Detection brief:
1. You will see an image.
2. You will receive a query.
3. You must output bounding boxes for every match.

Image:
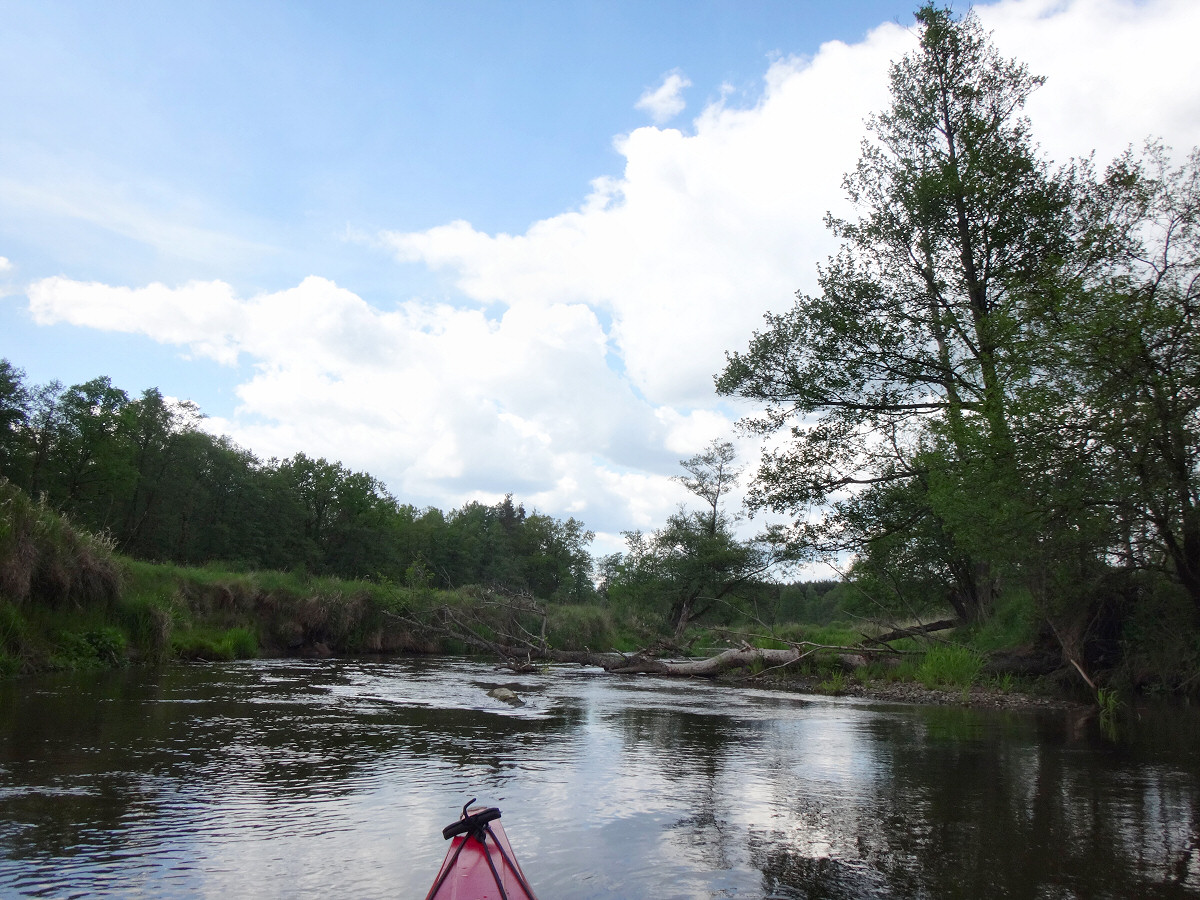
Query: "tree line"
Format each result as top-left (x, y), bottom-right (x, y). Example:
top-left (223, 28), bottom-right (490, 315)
top-left (0, 361), bottom-right (784, 636)
top-left (0, 362), bottom-right (594, 602)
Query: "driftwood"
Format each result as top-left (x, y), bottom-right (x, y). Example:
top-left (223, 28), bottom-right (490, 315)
top-left (492, 643), bottom-right (874, 677)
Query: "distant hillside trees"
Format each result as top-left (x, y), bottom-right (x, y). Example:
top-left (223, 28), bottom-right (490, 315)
top-left (0, 359), bottom-right (594, 600)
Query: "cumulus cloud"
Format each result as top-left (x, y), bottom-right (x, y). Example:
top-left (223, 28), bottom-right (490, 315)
top-left (386, 22), bottom-right (909, 409)
top-left (635, 71), bottom-right (692, 123)
top-left (385, 0), bottom-right (1200, 446)
top-left (0, 257), bottom-right (11, 272)
top-left (24, 0), bottom-right (1200, 552)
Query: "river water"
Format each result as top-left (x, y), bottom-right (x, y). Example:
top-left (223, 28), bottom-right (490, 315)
top-left (1, 657), bottom-right (1198, 899)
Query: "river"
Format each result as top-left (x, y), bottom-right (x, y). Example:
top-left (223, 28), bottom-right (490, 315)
top-left (1, 657), bottom-right (1198, 898)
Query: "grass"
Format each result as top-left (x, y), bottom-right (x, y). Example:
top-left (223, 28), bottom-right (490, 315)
top-left (917, 644), bottom-right (983, 690)
top-left (819, 668), bottom-right (846, 695)
top-left (172, 626), bottom-right (258, 661)
top-left (1096, 686), bottom-right (1122, 718)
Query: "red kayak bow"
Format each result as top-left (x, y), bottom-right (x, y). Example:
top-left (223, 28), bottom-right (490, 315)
top-left (425, 800), bottom-right (538, 900)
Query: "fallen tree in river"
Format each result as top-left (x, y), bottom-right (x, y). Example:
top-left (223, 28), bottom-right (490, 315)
top-left (384, 588), bottom-right (1070, 684)
top-left (385, 591), bottom-right (907, 678)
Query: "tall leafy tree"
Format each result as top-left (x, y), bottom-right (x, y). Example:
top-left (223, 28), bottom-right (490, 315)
top-left (117, 389), bottom-right (203, 556)
top-left (717, 5), bottom-right (1084, 622)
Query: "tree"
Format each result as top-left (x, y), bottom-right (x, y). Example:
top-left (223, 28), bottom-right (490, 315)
top-left (605, 440), bottom-right (774, 639)
top-left (50, 377), bottom-right (136, 530)
top-left (117, 389), bottom-right (204, 556)
top-left (716, 5), bottom-right (1086, 623)
top-left (1053, 146), bottom-right (1200, 609)
top-left (0, 359), bottom-right (30, 480)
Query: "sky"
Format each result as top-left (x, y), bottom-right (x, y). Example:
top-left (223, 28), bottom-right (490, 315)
top-left (2, 0), bottom-right (1199, 558)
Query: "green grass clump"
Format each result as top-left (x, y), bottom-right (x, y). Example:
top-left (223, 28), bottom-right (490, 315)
top-left (172, 626), bottom-right (258, 661)
top-left (819, 669), bottom-right (846, 695)
top-left (918, 644), bottom-right (983, 689)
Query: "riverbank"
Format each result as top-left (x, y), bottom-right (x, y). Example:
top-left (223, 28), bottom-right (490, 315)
top-left (0, 477), bottom-right (1186, 708)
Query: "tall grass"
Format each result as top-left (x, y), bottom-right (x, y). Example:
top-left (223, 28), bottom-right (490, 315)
top-left (0, 479), bottom-right (122, 611)
top-left (917, 645), bottom-right (983, 690)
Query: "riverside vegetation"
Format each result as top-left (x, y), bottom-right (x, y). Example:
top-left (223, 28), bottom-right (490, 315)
top-left (3, 6), bottom-right (1199, 703)
top-left (0, 475), bottom-right (1174, 707)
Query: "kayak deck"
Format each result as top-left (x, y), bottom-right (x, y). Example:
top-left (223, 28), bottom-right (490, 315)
top-left (425, 804), bottom-right (538, 900)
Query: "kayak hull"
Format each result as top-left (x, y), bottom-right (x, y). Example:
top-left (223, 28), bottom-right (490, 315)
top-left (425, 809), bottom-right (537, 900)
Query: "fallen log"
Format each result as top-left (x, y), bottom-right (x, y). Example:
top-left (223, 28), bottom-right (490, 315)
top-left (862, 619), bottom-right (957, 646)
top-left (458, 640), bottom-right (887, 679)
top-left (387, 600), bottom-right (888, 679)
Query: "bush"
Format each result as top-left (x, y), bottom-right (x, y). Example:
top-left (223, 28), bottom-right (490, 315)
top-left (968, 588), bottom-right (1038, 652)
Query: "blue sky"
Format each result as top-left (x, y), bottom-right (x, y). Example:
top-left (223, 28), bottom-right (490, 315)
top-left (3, 0), bottom-right (1199, 554)
top-left (2, 0), bottom-right (915, 411)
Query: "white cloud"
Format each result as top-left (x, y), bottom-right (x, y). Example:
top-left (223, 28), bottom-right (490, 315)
top-left (635, 71), bottom-right (692, 123)
top-left (22, 0), bottom-right (1200, 548)
top-left (979, 0), bottom-right (1200, 163)
top-left (0, 256), bottom-right (11, 272)
top-left (383, 0), bottom-right (1200, 463)
top-left (385, 22), bottom-right (909, 409)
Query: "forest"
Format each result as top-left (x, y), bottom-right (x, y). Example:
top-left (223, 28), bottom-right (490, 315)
top-left (2, 6), bottom-right (1198, 697)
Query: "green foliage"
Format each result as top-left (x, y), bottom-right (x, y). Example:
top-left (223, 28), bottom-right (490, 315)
top-left (0, 602), bottom-right (28, 672)
top-left (47, 627), bottom-right (127, 671)
top-left (918, 645), bottom-right (983, 690)
top-left (966, 589), bottom-right (1038, 653)
top-left (602, 440), bottom-right (775, 638)
top-left (991, 673), bottom-right (1016, 694)
top-left (545, 604), bottom-right (618, 650)
top-left (1114, 577), bottom-right (1200, 694)
top-left (172, 626), bottom-right (258, 661)
top-left (712, 5), bottom-right (1200, 693)
top-left (774, 580), bottom-right (843, 625)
